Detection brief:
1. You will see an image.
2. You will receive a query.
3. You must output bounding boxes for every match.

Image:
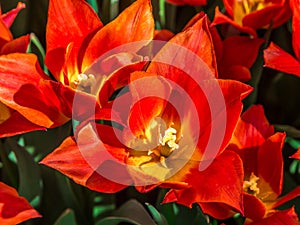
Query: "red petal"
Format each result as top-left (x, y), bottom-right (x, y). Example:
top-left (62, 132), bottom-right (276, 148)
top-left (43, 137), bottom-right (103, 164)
top-left (211, 7), bottom-right (257, 38)
top-left (165, 0), bottom-right (207, 6)
top-left (0, 109), bottom-right (45, 138)
top-left (257, 132), bottom-right (285, 197)
top-left (1, 2), bottom-right (25, 28)
top-left (243, 193), bottom-right (266, 221)
top-left (0, 34), bottom-right (30, 54)
top-left (45, 0), bottom-right (102, 80)
top-left (271, 186), bottom-right (300, 209)
top-left (40, 123), bottom-right (130, 193)
top-left (81, 0), bottom-right (154, 72)
top-left (98, 61), bottom-right (147, 106)
top-left (199, 80), bottom-right (252, 157)
top-left (230, 105), bottom-right (274, 149)
top-left (0, 182), bottom-right (41, 224)
top-left (220, 65), bottom-right (251, 82)
top-left (219, 36), bottom-right (264, 81)
top-left (198, 202), bottom-right (236, 219)
top-left (154, 30), bottom-right (174, 41)
top-left (290, 147), bottom-right (300, 160)
top-left (165, 151), bottom-right (244, 214)
top-left (126, 72), bottom-right (172, 138)
top-left (246, 207), bottom-right (299, 225)
top-left (148, 13), bottom-right (218, 77)
top-left (242, 4), bottom-right (289, 30)
top-left (264, 42), bottom-right (300, 78)
top-left (291, 0), bottom-right (300, 60)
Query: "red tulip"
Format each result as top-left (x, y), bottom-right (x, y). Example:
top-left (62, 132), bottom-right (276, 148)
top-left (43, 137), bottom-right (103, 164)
top-left (200, 105), bottom-right (300, 223)
top-left (0, 0), bottom-right (154, 137)
top-left (0, 182), bottom-right (41, 224)
top-left (212, 0), bottom-right (291, 37)
top-left (264, 0), bottom-right (300, 78)
top-left (41, 13), bottom-right (252, 216)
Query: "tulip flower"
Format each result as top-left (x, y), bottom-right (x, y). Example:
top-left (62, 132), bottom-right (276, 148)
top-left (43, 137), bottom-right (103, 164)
top-left (200, 105), bottom-right (300, 224)
top-left (0, 0), bottom-right (154, 137)
top-left (41, 13), bottom-right (252, 218)
top-left (264, 0), bottom-right (300, 78)
top-left (0, 182), bottom-right (41, 224)
top-left (212, 0), bottom-right (291, 37)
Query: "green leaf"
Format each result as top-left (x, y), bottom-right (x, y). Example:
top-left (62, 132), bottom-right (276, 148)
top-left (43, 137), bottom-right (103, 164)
top-left (96, 199), bottom-right (156, 225)
top-left (54, 209), bottom-right (77, 225)
top-left (7, 138), bottom-right (42, 203)
top-left (96, 217), bottom-right (142, 225)
top-left (145, 203), bottom-right (169, 225)
top-left (86, 0), bottom-right (99, 13)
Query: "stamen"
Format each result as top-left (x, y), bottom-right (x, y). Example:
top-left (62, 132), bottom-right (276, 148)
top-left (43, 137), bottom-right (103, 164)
top-left (243, 172), bottom-right (260, 196)
top-left (72, 73), bottom-right (96, 93)
top-left (159, 126), bottom-right (179, 151)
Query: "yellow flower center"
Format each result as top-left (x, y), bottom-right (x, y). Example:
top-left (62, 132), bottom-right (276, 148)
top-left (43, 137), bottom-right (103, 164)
top-left (243, 172), bottom-right (260, 196)
top-left (234, 0), bottom-right (272, 25)
top-left (127, 119), bottom-right (181, 168)
top-left (71, 73), bottom-right (96, 93)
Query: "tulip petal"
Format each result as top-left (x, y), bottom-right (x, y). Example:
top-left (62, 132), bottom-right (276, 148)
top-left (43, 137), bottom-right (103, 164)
top-left (0, 19), bottom-right (12, 45)
top-left (0, 2), bottom-right (25, 28)
top-left (165, 0), bottom-right (206, 6)
top-left (0, 109), bottom-right (45, 138)
top-left (0, 35), bottom-right (30, 55)
top-left (219, 36), bottom-right (264, 81)
top-left (290, 147), bottom-right (300, 160)
top-left (41, 123), bottom-right (130, 193)
top-left (0, 182), bottom-right (41, 224)
top-left (243, 193), bottom-right (266, 221)
top-left (45, 0), bottom-right (102, 80)
top-left (212, 7), bottom-right (257, 38)
top-left (290, 0), bottom-right (300, 60)
top-left (245, 207), bottom-right (299, 225)
top-left (198, 202), bottom-right (236, 219)
top-left (164, 151), bottom-right (244, 214)
top-left (264, 42), bottom-right (300, 78)
top-left (271, 186), bottom-right (300, 209)
top-left (257, 132), bottom-right (285, 198)
top-left (82, 0), bottom-right (154, 72)
top-left (148, 13), bottom-right (217, 77)
top-left (230, 105), bottom-right (274, 149)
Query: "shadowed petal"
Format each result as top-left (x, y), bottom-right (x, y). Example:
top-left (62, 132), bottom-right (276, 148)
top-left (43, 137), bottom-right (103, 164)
top-left (264, 42), bottom-right (300, 78)
top-left (0, 182), bottom-right (41, 224)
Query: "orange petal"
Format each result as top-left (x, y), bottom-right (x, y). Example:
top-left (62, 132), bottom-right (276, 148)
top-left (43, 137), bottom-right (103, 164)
top-left (0, 109), bottom-right (45, 138)
top-left (81, 0), bottom-right (154, 72)
top-left (45, 0), bottom-right (102, 81)
top-left (40, 123), bottom-right (130, 193)
top-left (148, 13), bottom-right (218, 77)
top-left (0, 182), bottom-right (41, 224)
